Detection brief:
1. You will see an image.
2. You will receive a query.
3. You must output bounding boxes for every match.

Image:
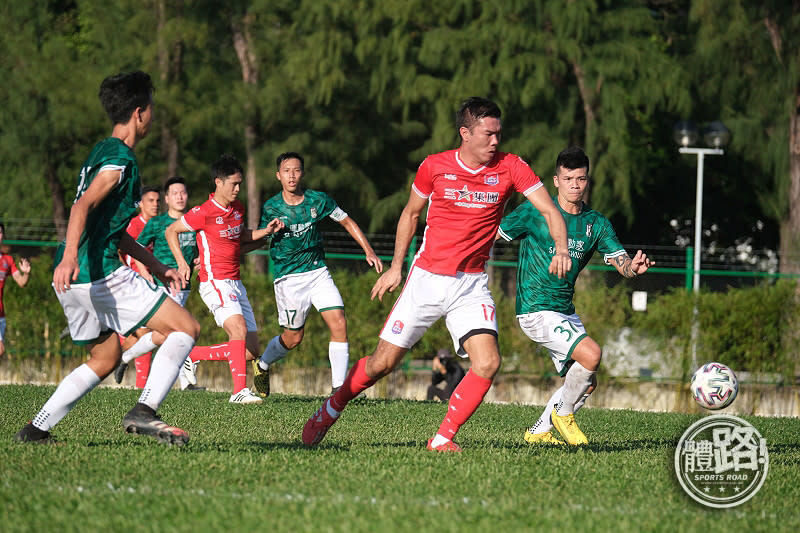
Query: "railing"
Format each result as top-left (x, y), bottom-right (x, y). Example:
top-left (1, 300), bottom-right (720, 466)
top-left (5, 235), bottom-right (797, 291)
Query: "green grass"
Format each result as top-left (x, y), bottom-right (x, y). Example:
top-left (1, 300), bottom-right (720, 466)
top-left (1, 385), bottom-right (799, 532)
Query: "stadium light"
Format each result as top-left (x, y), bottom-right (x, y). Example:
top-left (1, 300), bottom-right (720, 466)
top-left (673, 120), bottom-right (730, 292)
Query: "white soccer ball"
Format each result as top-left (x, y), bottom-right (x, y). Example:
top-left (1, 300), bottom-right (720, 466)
top-left (690, 362), bottom-right (739, 410)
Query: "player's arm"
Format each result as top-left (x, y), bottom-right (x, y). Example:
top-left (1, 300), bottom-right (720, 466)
top-left (611, 250), bottom-right (654, 278)
top-left (165, 219), bottom-right (194, 283)
top-left (12, 258), bottom-right (30, 288)
top-left (241, 218), bottom-right (285, 254)
top-left (54, 169), bottom-right (121, 293)
top-left (118, 232), bottom-right (182, 293)
top-left (525, 187), bottom-right (571, 278)
top-left (338, 216), bottom-right (383, 273)
top-left (370, 190), bottom-right (426, 301)
top-left (133, 228), bottom-right (156, 283)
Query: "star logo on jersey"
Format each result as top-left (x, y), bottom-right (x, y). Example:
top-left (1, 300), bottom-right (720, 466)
top-left (216, 216), bottom-right (223, 224)
top-left (310, 208), bottom-right (318, 218)
top-left (586, 224), bottom-right (593, 237)
top-left (391, 320), bottom-right (404, 334)
top-left (456, 185), bottom-right (472, 200)
top-left (484, 174), bottom-right (499, 186)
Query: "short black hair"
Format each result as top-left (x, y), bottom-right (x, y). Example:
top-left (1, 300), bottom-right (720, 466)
top-left (556, 146), bottom-right (590, 173)
top-left (0, 222), bottom-right (5, 233)
top-left (456, 97), bottom-right (502, 132)
top-left (276, 152), bottom-right (304, 171)
top-left (211, 154), bottom-right (243, 181)
top-left (163, 176), bottom-right (186, 194)
top-left (98, 71), bottom-right (154, 125)
top-left (141, 186), bottom-right (160, 198)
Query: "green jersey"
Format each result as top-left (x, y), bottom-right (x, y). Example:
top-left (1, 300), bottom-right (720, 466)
top-left (55, 137), bottom-right (143, 283)
top-left (259, 189), bottom-right (348, 280)
top-left (498, 198), bottom-right (625, 315)
top-left (137, 212), bottom-right (198, 287)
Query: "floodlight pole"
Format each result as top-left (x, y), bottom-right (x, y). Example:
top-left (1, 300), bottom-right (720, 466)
top-left (679, 147), bottom-right (724, 293)
top-left (679, 146), bottom-right (724, 370)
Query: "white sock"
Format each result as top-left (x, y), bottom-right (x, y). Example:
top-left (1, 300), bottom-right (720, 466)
top-left (530, 386), bottom-right (563, 434)
top-left (138, 332), bottom-right (195, 410)
top-left (32, 364), bottom-right (101, 431)
top-left (258, 335), bottom-right (289, 370)
top-left (121, 332), bottom-right (157, 364)
top-left (574, 392), bottom-right (591, 411)
top-left (556, 362), bottom-right (595, 416)
top-left (430, 434), bottom-right (451, 448)
top-left (328, 341), bottom-right (349, 388)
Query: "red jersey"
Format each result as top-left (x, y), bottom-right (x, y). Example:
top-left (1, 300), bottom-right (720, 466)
top-left (123, 215), bottom-right (149, 273)
top-left (412, 149), bottom-right (542, 276)
top-left (0, 253), bottom-right (19, 318)
top-left (182, 194), bottom-right (245, 282)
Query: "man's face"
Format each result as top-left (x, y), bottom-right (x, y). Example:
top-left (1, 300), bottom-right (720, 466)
top-left (554, 166), bottom-right (589, 204)
top-left (140, 191), bottom-right (160, 219)
top-left (215, 172), bottom-right (243, 204)
top-left (276, 158), bottom-right (304, 194)
top-left (165, 183), bottom-right (188, 212)
top-left (460, 116), bottom-right (502, 165)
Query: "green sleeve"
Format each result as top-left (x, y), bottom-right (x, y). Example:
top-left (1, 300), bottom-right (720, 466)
top-left (498, 203), bottom-right (532, 241)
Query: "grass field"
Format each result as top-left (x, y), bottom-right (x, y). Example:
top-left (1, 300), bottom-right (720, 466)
top-left (2, 384), bottom-right (799, 532)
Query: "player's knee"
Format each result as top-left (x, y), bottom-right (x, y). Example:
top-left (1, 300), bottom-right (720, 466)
top-left (184, 318), bottom-right (201, 340)
top-left (282, 329), bottom-right (304, 349)
top-left (470, 353), bottom-right (501, 379)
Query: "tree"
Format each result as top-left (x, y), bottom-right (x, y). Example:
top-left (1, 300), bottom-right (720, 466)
top-left (690, 0), bottom-right (800, 273)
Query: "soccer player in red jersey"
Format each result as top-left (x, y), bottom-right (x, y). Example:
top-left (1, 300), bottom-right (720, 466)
top-left (303, 97), bottom-right (572, 451)
top-left (166, 154), bottom-right (284, 404)
top-left (119, 186), bottom-right (161, 387)
top-left (0, 223), bottom-right (31, 359)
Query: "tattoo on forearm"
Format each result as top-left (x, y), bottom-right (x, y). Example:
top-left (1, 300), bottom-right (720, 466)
top-left (614, 254), bottom-right (636, 278)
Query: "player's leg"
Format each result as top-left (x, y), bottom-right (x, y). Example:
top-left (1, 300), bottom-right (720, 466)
top-left (120, 296), bottom-right (200, 444)
top-left (549, 337), bottom-right (600, 446)
top-left (320, 309), bottom-right (348, 389)
top-left (0, 317), bottom-right (7, 358)
top-left (15, 331), bottom-right (117, 443)
top-left (310, 269), bottom-right (349, 390)
top-left (302, 339), bottom-right (408, 447)
top-left (428, 333), bottom-right (498, 452)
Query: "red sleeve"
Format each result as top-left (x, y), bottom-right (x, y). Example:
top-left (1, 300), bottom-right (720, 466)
top-left (411, 157), bottom-right (433, 198)
top-left (7, 256), bottom-right (18, 275)
top-left (511, 155), bottom-right (541, 195)
top-left (125, 217), bottom-right (142, 239)
top-left (181, 205), bottom-right (206, 232)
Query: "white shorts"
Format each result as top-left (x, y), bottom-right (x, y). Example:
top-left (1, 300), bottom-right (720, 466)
top-left (199, 279), bottom-right (257, 332)
top-left (0, 317), bottom-right (6, 341)
top-left (55, 267), bottom-right (168, 345)
top-left (517, 311), bottom-right (587, 377)
top-left (379, 266), bottom-right (497, 356)
top-left (160, 286), bottom-right (190, 307)
top-left (274, 267), bottom-right (344, 329)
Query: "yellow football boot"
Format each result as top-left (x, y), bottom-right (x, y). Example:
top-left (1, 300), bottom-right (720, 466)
top-left (550, 408), bottom-right (588, 445)
top-left (523, 429), bottom-right (565, 445)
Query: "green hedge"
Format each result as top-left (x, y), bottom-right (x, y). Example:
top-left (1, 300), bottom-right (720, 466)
top-left (3, 255), bottom-right (798, 378)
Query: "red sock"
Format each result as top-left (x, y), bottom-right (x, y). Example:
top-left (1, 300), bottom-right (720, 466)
top-left (436, 370), bottom-right (492, 440)
top-left (134, 354), bottom-right (151, 388)
top-left (188, 343), bottom-right (233, 361)
top-left (330, 357), bottom-right (376, 411)
top-left (226, 340), bottom-right (247, 394)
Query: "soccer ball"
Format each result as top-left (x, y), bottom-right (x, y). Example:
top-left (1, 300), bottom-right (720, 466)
top-left (690, 362), bottom-right (738, 410)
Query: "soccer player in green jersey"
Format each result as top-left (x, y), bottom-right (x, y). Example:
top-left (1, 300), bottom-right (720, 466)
top-left (15, 71), bottom-right (200, 445)
top-left (497, 146), bottom-right (653, 445)
top-left (114, 177), bottom-right (203, 390)
top-left (252, 152), bottom-right (383, 397)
